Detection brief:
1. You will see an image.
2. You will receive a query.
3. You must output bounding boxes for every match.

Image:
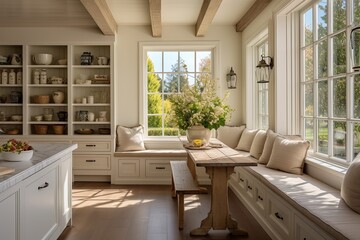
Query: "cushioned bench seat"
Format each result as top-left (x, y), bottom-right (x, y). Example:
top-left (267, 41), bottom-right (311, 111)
top-left (114, 149), bottom-right (187, 158)
top-left (244, 164), bottom-right (360, 240)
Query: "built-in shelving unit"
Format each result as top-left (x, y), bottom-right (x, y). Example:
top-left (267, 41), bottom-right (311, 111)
top-left (0, 43), bottom-right (114, 181)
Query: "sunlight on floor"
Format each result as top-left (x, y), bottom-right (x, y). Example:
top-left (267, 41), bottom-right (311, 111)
top-left (72, 188), bottom-right (157, 208)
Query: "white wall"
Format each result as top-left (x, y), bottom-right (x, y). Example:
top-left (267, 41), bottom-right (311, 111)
top-left (115, 25), bottom-right (242, 127)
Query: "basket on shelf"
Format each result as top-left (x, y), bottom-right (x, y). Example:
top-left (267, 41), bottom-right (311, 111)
top-left (52, 125), bottom-right (65, 135)
top-left (34, 125), bottom-right (48, 134)
top-left (33, 95), bottom-right (50, 104)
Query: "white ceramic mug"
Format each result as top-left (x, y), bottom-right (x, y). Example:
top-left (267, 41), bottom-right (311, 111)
top-left (97, 57), bottom-right (108, 65)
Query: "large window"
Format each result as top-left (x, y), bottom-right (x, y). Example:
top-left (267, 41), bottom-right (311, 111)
top-left (300, 0), bottom-right (360, 164)
top-left (144, 48), bottom-right (213, 137)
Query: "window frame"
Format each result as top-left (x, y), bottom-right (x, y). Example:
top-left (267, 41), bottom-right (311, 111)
top-left (139, 41), bottom-right (220, 140)
top-left (299, 0), bottom-right (360, 165)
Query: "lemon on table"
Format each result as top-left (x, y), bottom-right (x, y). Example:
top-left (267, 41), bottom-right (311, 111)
top-left (192, 139), bottom-right (203, 147)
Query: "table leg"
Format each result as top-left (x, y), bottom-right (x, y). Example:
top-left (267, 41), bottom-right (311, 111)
top-left (190, 166), bottom-right (248, 236)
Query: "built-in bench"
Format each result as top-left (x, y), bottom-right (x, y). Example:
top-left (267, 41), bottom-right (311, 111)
top-left (114, 149), bottom-right (187, 158)
top-left (170, 161), bottom-right (208, 229)
top-left (230, 164), bottom-right (360, 240)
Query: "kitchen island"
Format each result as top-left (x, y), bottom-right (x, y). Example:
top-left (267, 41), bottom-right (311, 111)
top-left (0, 143), bottom-right (77, 240)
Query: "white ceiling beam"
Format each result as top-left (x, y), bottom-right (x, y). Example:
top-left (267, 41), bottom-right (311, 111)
top-left (235, 0), bottom-right (272, 32)
top-left (80, 0), bottom-right (117, 35)
top-left (149, 0), bottom-right (162, 37)
top-left (195, 0), bottom-right (222, 37)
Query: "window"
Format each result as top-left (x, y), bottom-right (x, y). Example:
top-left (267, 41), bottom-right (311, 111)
top-left (300, 0), bottom-right (360, 164)
top-left (142, 45), bottom-right (214, 137)
top-left (256, 41), bottom-right (269, 130)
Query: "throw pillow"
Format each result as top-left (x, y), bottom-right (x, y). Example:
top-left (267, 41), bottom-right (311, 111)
top-left (216, 125), bottom-right (245, 148)
top-left (266, 137), bottom-right (310, 174)
top-left (116, 125), bottom-right (146, 151)
top-left (258, 129), bottom-right (279, 164)
top-left (249, 130), bottom-right (267, 159)
top-left (341, 153), bottom-right (360, 214)
top-left (235, 128), bottom-right (259, 152)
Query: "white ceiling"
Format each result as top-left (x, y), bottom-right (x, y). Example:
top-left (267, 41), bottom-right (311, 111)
top-left (107, 0), bottom-right (256, 26)
top-left (0, 0), bottom-right (255, 28)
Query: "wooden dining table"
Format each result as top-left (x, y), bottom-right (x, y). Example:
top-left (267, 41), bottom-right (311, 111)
top-left (184, 140), bottom-right (257, 236)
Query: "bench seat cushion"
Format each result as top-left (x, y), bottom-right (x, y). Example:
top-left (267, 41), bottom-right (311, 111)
top-left (244, 164), bottom-right (360, 240)
top-left (114, 149), bottom-right (187, 158)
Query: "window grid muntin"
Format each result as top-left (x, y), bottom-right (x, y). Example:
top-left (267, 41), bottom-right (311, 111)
top-left (146, 49), bottom-right (213, 137)
top-left (300, 0), bottom-right (360, 164)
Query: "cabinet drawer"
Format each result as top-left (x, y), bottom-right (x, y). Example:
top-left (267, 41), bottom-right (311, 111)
top-left (254, 181), bottom-right (266, 215)
top-left (238, 169), bottom-right (247, 192)
top-left (294, 215), bottom-right (328, 240)
top-left (268, 194), bottom-right (292, 239)
top-left (73, 155), bottom-right (111, 170)
top-left (74, 141), bottom-right (111, 152)
top-left (23, 168), bottom-right (57, 240)
top-left (117, 159), bottom-right (140, 177)
top-left (146, 160), bottom-right (171, 177)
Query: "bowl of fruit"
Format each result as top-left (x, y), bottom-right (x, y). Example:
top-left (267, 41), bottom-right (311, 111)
top-left (0, 139), bottom-right (34, 162)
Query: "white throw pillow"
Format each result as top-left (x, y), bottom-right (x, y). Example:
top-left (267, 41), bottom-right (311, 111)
top-left (266, 136), bottom-right (310, 175)
top-left (341, 153), bottom-right (360, 214)
top-left (235, 128), bottom-right (259, 152)
top-left (258, 129), bottom-right (279, 164)
top-left (116, 125), bottom-right (146, 151)
top-left (250, 130), bottom-right (267, 159)
top-left (216, 125), bottom-right (245, 148)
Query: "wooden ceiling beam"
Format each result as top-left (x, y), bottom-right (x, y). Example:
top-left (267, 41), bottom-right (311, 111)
top-left (196, 0), bottom-right (222, 37)
top-left (80, 0), bottom-right (117, 35)
top-left (149, 0), bottom-right (162, 37)
top-left (235, 0), bottom-right (272, 32)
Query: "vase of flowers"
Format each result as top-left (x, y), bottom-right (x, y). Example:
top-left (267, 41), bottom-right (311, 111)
top-left (169, 77), bottom-right (233, 145)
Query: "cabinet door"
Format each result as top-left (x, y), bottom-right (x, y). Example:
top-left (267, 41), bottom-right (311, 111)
top-left (23, 168), bottom-right (58, 240)
top-left (294, 215), bottom-right (328, 240)
top-left (0, 192), bottom-right (17, 240)
top-left (117, 159), bottom-right (140, 177)
top-left (267, 192), bottom-right (292, 239)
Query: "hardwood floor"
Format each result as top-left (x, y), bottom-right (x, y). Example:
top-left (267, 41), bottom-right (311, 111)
top-left (58, 182), bottom-right (271, 240)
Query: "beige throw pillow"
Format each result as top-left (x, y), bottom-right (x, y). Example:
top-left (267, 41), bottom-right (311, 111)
top-left (116, 125), bottom-right (146, 151)
top-left (235, 128), bottom-right (259, 152)
top-left (258, 129), bottom-right (279, 164)
top-left (266, 137), bottom-right (310, 174)
top-left (341, 154), bottom-right (360, 213)
top-left (250, 130), bottom-right (267, 159)
top-left (216, 125), bottom-right (245, 148)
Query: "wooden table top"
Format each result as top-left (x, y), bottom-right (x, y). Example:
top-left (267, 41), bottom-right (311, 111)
top-left (184, 138), bottom-right (258, 167)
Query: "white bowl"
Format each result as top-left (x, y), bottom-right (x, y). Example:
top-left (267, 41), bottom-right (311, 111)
top-left (33, 53), bottom-right (53, 65)
top-left (1, 150), bottom-right (33, 162)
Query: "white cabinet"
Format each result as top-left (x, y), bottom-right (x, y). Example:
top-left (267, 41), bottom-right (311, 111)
top-left (23, 167), bottom-right (58, 240)
top-left (0, 191), bottom-right (17, 240)
top-left (294, 215), bottom-right (328, 240)
top-left (0, 152), bottom-right (72, 240)
top-left (229, 167), bottom-right (334, 240)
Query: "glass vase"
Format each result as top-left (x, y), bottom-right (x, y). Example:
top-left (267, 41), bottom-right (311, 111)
top-left (186, 125), bottom-right (211, 146)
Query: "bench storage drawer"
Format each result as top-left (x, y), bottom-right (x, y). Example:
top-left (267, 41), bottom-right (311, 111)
top-left (73, 155), bottom-right (111, 170)
top-left (145, 160), bottom-right (171, 177)
top-left (117, 159), bottom-right (140, 177)
top-left (73, 141), bottom-right (111, 152)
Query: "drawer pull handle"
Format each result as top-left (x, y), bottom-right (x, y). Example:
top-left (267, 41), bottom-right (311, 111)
top-left (86, 144), bottom-right (96, 147)
top-left (258, 196), bottom-right (263, 201)
top-left (86, 160), bottom-right (96, 162)
top-left (275, 212), bottom-right (284, 220)
top-left (247, 186), bottom-right (253, 190)
top-left (239, 178), bottom-right (244, 182)
top-left (155, 167), bottom-right (166, 170)
top-left (38, 182), bottom-right (49, 190)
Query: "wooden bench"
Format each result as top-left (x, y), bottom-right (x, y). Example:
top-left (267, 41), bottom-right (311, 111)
top-left (170, 161), bottom-right (207, 230)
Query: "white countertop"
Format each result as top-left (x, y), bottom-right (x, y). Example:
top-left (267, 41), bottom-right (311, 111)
top-left (0, 143), bottom-right (77, 194)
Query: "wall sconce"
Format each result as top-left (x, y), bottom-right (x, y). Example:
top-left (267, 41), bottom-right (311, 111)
top-left (256, 55), bottom-right (274, 83)
top-left (226, 67), bottom-right (237, 89)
